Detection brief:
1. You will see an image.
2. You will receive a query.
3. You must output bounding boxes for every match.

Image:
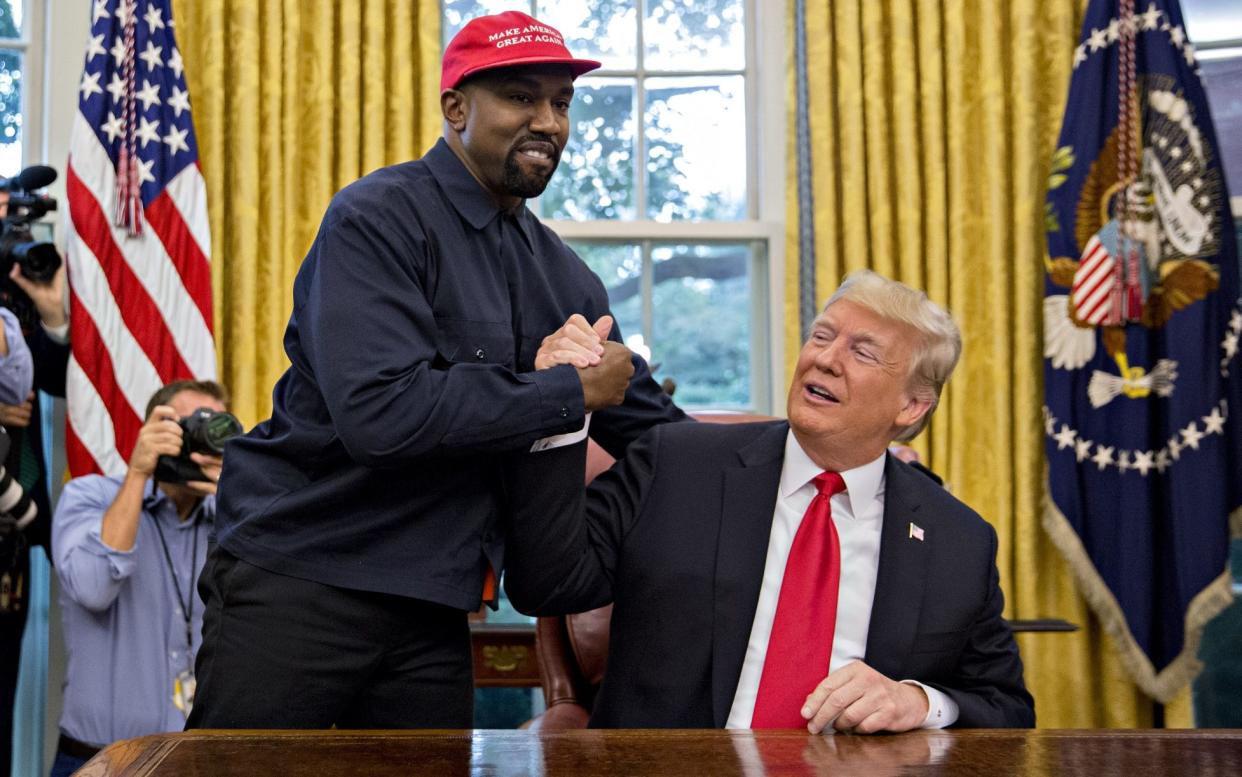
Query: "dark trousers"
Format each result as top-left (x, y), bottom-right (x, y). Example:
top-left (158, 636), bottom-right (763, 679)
top-left (186, 546), bottom-right (474, 729)
top-left (1, 544), bottom-right (30, 777)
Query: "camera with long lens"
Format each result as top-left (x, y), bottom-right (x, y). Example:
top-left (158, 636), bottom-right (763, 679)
top-left (0, 165), bottom-right (61, 285)
top-left (0, 427), bottom-right (36, 539)
top-left (154, 408), bottom-right (244, 485)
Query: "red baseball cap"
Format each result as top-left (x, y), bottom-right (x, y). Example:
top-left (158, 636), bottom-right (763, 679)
top-left (441, 11), bottom-right (601, 92)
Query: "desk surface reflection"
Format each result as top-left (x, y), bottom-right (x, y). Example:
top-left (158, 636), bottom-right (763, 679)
top-left (78, 728), bottom-right (1242, 776)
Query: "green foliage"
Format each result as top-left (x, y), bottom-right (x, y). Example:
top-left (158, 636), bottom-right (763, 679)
top-left (0, 50), bottom-right (20, 149)
top-left (1045, 202), bottom-right (1060, 234)
top-left (542, 82), bottom-right (636, 220)
top-left (1044, 145), bottom-right (1075, 233)
top-left (0, 1), bottom-right (21, 150)
top-left (1049, 145), bottom-right (1075, 174)
top-left (0, 1), bottom-right (16, 38)
top-left (652, 257), bottom-right (750, 407)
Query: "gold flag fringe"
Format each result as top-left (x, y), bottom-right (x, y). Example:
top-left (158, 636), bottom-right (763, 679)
top-left (1041, 472), bottom-right (1241, 703)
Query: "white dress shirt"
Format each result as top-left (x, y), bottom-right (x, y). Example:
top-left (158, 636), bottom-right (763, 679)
top-left (725, 431), bottom-right (958, 729)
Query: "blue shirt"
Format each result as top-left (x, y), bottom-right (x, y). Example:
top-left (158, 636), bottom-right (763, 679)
top-left (215, 139), bottom-right (684, 608)
top-left (0, 306), bottom-right (33, 405)
top-left (53, 475), bottom-right (213, 747)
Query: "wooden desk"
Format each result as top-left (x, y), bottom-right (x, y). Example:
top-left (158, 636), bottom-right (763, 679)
top-left (77, 728), bottom-right (1242, 776)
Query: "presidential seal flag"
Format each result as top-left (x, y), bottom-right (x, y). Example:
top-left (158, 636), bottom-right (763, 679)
top-left (65, 0), bottom-right (216, 477)
top-left (1043, 0), bottom-right (1242, 701)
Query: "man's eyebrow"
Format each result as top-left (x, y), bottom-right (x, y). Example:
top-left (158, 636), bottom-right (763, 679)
top-left (849, 331), bottom-right (888, 348)
top-left (494, 75), bottom-right (575, 97)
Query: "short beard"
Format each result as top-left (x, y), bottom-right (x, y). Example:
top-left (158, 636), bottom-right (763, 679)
top-left (502, 137), bottom-right (560, 199)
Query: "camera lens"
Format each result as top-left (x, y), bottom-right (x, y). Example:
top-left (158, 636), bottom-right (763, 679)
top-left (199, 411), bottom-right (243, 453)
top-left (13, 241), bottom-right (62, 283)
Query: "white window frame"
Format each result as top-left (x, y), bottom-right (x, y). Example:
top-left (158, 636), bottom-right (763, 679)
top-left (550, 0), bottom-right (785, 414)
top-left (0, 0), bottom-right (47, 170)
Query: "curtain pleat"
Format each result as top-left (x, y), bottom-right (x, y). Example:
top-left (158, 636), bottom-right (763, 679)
top-left (787, 0), bottom-right (1193, 727)
top-left (173, 0), bottom-right (441, 426)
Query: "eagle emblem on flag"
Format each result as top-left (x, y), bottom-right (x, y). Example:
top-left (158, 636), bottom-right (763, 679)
top-left (1041, 0), bottom-right (1241, 703)
top-left (1045, 80), bottom-right (1225, 408)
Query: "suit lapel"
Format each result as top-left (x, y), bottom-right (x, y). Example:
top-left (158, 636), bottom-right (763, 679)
top-left (863, 456), bottom-right (931, 678)
top-left (709, 421), bottom-right (788, 727)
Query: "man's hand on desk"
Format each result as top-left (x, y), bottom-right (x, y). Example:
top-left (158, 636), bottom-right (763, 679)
top-left (801, 660), bottom-right (929, 735)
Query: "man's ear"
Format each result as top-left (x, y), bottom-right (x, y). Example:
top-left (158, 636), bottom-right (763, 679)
top-left (441, 89), bottom-right (468, 132)
top-left (895, 392), bottom-right (933, 430)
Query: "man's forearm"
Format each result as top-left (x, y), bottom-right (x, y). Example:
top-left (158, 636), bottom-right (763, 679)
top-left (99, 471), bottom-right (148, 551)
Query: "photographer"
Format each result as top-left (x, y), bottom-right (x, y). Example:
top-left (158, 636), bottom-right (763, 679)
top-left (0, 172), bottom-right (69, 777)
top-left (49, 380), bottom-right (234, 777)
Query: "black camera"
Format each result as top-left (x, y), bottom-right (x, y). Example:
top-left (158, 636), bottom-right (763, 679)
top-left (154, 408), bottom-right (243, 485)
top-left (0, 165), bottom-right (60, 285)
top-left (0, 427), bottom-right (36, 539)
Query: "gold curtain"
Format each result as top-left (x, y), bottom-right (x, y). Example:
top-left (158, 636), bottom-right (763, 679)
top-left (785, 0), bottom-right (1192, 727)
top-left (172, 0), bottom-right (442, 426)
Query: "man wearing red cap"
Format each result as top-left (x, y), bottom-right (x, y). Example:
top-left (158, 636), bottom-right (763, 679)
top-left (188, 11), bottom-right (685, 730)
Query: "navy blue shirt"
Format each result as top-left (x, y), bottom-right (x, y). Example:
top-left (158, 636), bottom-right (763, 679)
top-left (215, 139), bottom-right (684, 609)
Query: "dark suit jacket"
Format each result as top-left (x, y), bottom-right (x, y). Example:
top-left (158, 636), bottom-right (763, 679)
top-left (504, 420), bottom-right (1034, 728)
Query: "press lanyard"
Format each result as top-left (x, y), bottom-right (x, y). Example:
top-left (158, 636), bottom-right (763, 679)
top-left (148, 488), bottom-right (202, 658)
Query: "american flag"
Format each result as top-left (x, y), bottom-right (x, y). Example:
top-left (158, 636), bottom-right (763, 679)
top-left (65, 0), bottom-right (215, 477)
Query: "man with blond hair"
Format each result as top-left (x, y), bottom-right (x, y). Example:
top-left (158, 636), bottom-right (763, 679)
top-left (505, 270), bottom-right (1034, 731)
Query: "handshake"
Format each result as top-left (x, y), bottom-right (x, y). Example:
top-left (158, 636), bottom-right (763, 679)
top-left (535, 314), bottom-right (634, 412)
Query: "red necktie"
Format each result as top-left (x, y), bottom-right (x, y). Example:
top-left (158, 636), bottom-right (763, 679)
top-left (750, 471), bottom-right (847, 728)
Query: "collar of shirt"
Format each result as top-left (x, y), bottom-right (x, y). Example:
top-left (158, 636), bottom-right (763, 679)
top-left (422, 138), bottom-right (537, 247)
top-left (778, 430), bottom-right (886, 521)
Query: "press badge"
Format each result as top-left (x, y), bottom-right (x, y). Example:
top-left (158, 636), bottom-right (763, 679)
top-left (173, 669), bottom-right (197, 718)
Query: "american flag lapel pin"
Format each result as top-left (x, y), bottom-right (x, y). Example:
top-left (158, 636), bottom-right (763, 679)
top-left (909, 522), bottom-right (925, 541)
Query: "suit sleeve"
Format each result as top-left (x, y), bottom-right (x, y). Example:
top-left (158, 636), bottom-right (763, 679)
top-left (299, 207), bottom-right (587, 466)
top-left (929, 525), bottom-right (1036, 728)
top-left (501, 425), bottom-right (662, 615)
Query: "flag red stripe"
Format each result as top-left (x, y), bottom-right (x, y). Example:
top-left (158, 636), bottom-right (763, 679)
top-left (67, 285), bottom-right (144, 463)
top-left (64, 422), bottom-right (103, 479)
top-left (66, 166), bottom-right (195, 384)
top-left (145, 190), bottom-right (213, 329)
top-left (1076, 269), bottom-right (1116, 312)
top-left (1080, 293), bottom-right (1111, 323)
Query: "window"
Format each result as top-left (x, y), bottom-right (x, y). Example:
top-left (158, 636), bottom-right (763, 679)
top-left (0, 0), bottom-right (27, 172)
top-left (443, 0), bottom-right (782, 411)
top-left (1183, 0), bottom-right (1242, 210)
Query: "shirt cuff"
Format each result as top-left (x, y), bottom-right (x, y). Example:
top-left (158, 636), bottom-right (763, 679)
top-left (527, 363), bottom-right (586, 436)
top-left (41, 319), bottom-right (70, 344)
top-left (84, 528), bottom-right (139, 580)
top-left (902, 680), bottom-right (959, 729)
top-left (531, 412), bottom-right (591, 452)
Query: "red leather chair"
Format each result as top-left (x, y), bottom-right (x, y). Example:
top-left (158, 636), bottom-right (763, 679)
top-left (524, 412), bottom-right (774, 730)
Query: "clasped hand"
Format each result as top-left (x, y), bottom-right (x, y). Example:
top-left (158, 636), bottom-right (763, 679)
top-left (535, 314), bottom-right (634, 412)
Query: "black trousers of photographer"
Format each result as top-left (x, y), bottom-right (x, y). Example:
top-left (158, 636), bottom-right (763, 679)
top-left (186, 545), bottom-right (474, 729)
top-left (0, 544), bottom-right (31, 777)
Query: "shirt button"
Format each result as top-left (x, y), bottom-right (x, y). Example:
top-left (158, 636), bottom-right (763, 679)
top-left (559, 407), bottom-right (569, 418)
top-left (475, 348), bottom-right (486, 360)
